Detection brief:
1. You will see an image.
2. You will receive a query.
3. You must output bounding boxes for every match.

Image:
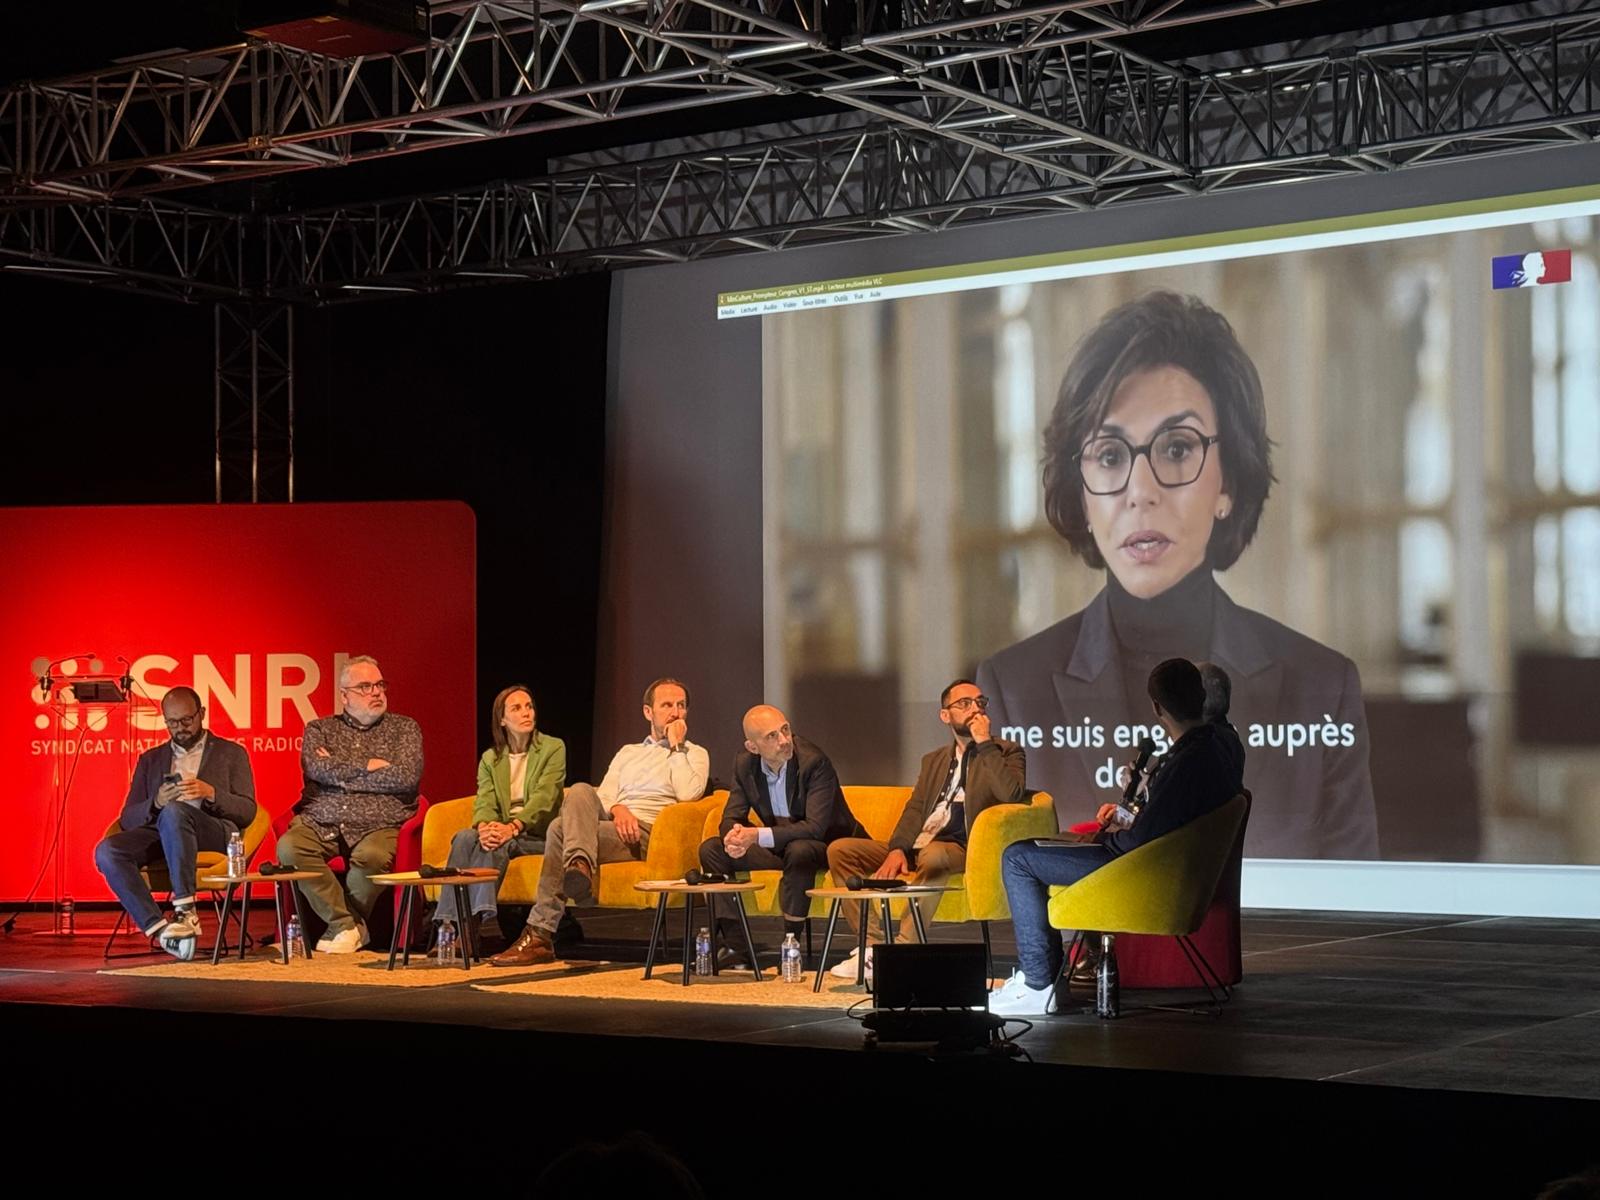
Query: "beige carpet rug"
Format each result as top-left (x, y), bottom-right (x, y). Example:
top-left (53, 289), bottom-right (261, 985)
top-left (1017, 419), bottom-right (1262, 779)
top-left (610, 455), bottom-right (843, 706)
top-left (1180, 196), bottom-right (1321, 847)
top-left (101, 949), bottom-right (599, 988)
top-left (473, 964), bottom-right (881, 1009)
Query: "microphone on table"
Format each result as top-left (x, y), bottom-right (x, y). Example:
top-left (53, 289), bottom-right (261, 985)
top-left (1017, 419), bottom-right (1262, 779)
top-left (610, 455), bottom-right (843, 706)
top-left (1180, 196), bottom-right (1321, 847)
top-left (259, 861), bottom-right (293, 875)
top-left (845, 876), bottom-right (908, 891)
top-left (685, 869), bottom-right (733, 885)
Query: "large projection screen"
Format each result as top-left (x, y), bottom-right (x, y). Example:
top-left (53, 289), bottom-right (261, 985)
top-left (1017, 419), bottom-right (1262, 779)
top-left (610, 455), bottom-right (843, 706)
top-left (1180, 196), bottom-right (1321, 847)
top-left (604, 144), bottom-right (1600, 917)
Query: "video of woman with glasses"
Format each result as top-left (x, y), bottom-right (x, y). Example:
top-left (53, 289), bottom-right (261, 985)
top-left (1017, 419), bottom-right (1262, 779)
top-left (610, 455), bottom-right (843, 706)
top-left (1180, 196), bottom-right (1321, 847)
top-left (975, 290), bottom-right (1378, 861)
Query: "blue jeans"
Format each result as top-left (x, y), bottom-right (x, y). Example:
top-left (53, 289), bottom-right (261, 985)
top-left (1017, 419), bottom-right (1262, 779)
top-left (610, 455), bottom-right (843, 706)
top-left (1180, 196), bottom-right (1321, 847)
top-left (434, 827), bottom-right (546, 925)
top-left (94, 803), bottom-right (233, 933)
top-left (1001, 840), bottom-right (1112, 989)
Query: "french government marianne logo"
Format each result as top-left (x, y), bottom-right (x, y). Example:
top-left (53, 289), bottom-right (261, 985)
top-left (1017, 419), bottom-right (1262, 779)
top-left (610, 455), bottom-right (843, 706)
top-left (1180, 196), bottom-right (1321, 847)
top-left (1491, 249), bottom-right (1572, 289)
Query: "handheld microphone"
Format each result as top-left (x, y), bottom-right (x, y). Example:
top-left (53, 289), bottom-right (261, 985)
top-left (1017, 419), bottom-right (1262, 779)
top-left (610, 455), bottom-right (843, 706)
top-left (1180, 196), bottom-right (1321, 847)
top-left (1120, 736), bottom-right (1157, 806)
top-left (685, 869), bottom-right (733, 886)
top-left (845, 875), bottom-right (908, 891)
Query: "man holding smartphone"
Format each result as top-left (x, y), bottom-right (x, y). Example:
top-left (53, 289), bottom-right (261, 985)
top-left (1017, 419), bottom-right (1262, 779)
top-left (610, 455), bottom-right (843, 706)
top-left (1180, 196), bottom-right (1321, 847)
top-left (93, 686), bottom-right (258, 960)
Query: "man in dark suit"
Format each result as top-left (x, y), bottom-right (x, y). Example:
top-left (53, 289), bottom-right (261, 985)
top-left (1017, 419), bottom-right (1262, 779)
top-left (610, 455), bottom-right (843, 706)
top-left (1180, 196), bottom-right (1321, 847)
top-left (990, 658), bottom-right (1243, 1016)
top-left (93, 686), bottom-right (257, 960)
top-left (698, 705), bottom-right (855, 963)
top-left (826, 679), bottom-right (1025, 979)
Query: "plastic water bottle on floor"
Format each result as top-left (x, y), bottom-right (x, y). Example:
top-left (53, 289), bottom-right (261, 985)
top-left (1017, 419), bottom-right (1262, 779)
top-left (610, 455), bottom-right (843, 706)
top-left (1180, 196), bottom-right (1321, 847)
top-left (227, 831), bottom-right (246, 877)
top-left (780, 933), bottom-right (803, 983)
top-left (285, 914), bottom-right (304, 960)
top-left (695, 926), bottom-right (712, 976)
top-left (438, 920), bottom-right (459, 967)
top-left (1095, 932), bottom-right (1120, 1019)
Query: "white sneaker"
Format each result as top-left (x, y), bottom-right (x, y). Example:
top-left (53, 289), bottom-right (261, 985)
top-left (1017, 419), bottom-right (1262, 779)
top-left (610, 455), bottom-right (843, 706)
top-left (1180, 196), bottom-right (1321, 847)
top-left (988, 969), bottom-right (1057, 1017)
top-left (158, 910), bottom-right (201, 962)
top-left (829, 945), bottom-right (874, 983)
top-left (315, 924), bottom-right (368, 954)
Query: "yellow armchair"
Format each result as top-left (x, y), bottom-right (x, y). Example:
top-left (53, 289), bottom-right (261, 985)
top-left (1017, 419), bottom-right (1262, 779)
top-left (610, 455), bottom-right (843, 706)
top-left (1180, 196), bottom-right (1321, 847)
top-left (419, 795), bottom-right (478, 902)
top-left (419, 790), bottom-right (727, 912)
top-left (101, 802), bottom-right (276, 958)
top-left (954, 791), bottom-right (1058, 921)
top-left (1047, 793), bottom-right (1249, 1007)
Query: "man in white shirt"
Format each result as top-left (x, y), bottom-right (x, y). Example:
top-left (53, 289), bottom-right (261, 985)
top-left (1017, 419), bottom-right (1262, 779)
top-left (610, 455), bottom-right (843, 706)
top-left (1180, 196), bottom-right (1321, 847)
top-left (491, 678), bottom-right (709, 967)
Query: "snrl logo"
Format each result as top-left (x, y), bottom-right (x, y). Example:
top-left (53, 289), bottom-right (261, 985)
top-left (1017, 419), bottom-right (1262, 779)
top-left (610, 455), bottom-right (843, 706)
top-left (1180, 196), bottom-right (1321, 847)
top-left (28, 653), bottom-right (358, 733)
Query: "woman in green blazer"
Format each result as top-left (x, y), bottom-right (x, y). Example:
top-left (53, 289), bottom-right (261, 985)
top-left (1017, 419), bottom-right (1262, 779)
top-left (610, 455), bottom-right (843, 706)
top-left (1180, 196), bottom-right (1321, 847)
top-left (435, 684), bottom-right (567, 939)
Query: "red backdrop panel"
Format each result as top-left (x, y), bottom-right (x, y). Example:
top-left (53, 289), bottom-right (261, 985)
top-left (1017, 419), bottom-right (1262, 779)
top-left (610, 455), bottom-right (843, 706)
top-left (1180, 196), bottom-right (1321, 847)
top-left (0, 501), bottom-right (476, 902)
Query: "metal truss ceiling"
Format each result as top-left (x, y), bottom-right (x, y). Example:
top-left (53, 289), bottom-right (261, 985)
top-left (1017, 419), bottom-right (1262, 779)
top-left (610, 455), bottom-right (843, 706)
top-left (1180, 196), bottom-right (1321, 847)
top-left (4, 3), bottom-right (1600, 299)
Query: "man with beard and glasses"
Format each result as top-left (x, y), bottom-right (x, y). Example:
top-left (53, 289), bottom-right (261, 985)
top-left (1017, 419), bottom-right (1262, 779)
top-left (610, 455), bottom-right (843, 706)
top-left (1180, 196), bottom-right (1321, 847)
top-left (94, 686), bottom-right (257, 960)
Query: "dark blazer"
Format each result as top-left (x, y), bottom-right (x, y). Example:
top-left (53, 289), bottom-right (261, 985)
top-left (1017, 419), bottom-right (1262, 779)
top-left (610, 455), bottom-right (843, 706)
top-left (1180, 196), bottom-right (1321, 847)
top-left (1104, 722), bottom-right (1242, 857)
top-left (118, 735), bottom-right (258, 833)
top-left (888, 738), bottom-right (1026, 856)
top-left (977, 582), bottom-right (1379, 860)
top-left (719, 735), bottom-right (857, 851)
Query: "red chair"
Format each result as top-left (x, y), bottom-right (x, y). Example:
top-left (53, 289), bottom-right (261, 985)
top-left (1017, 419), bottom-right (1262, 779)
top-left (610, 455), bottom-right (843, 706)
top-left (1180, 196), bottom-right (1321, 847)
top-left (267, 794), bottom-right (431, 947)
top-left (1065, 791), bottom-right (1248, 988)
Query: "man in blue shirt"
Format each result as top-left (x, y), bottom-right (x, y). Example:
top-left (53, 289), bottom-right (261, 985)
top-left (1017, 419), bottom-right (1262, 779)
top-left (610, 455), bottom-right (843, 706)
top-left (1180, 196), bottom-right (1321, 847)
top-left (698, 705), bottom-right (857, 966)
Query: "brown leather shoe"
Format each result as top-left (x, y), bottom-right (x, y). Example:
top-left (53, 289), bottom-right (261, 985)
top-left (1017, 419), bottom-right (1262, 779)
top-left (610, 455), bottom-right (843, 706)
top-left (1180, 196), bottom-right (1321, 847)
top-left (489, 928), bottom-right (556, 967)
top-left (561, 857), bottom-right (594, 903)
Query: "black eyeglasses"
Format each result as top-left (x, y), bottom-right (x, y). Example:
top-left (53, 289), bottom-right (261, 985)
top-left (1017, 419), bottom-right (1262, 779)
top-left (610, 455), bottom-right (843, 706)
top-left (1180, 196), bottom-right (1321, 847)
top-left (343, 681), bottom-right (388, 695)
top-left (944, 695), bottom-right (989, 713)
top-left (1074, 427), bottom-right (1220, 496)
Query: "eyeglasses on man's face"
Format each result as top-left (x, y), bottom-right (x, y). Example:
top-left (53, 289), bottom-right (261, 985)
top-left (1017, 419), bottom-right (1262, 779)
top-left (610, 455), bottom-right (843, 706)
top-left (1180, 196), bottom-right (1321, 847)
top-left (1074, 426), bottom-right (1220, 496)
top-left (343, 680), bottom-right (388, 696)
top-left (944, 695), bottom-right (989, 713)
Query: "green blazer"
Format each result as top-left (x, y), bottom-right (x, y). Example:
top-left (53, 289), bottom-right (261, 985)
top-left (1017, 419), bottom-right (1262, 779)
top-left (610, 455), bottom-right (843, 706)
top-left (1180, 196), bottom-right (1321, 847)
top-left (472, 732), bottom-right (567, 838)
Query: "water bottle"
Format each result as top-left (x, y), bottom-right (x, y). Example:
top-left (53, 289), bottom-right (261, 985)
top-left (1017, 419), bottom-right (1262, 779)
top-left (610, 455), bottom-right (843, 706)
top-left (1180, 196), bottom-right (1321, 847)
top-left (285, 913), bottom-right (304, 960)
top-left (694, 926), bottom-right (712, 976)
top-left (780, 933), bottom-right (803, 983)
top-left (59, 897), bottom-right (75, 935)
top-left (437, 920), bottom-right (459, 967)
top-left (227, 831), bottom-right (246, 878)
top-left (1095, 932), bottom-right (1120, 1019)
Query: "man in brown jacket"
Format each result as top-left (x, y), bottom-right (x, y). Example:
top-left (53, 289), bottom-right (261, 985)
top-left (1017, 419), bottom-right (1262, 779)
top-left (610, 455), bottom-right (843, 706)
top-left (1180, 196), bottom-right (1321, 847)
top-left (826, 679), bottom-right (1025, 977)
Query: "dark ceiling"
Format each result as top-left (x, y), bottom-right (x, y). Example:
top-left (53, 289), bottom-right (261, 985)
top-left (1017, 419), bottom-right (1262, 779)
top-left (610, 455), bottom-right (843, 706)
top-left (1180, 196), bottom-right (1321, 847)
top-left (0, 0), bottom-right (1530, 212)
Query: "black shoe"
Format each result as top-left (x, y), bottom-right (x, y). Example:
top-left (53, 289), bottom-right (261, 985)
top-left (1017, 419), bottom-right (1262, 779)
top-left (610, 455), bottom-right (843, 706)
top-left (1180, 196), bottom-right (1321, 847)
top-left (715, 943), bottom-right (755, 972)
top-left (1068, 950), bottom-right (1100, 988)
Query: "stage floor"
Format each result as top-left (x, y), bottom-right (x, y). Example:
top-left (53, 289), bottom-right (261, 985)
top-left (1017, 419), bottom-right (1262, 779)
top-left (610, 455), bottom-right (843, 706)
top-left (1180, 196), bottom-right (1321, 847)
top-left (3, 905), bottom-right (1598, 1102)
top-left (3, 908), bottom-right (1600, 1196)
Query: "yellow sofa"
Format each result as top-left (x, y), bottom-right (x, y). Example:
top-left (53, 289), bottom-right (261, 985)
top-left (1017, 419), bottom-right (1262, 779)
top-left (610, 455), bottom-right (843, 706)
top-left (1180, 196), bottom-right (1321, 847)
top-left (420, 790), bottom-right (728, 912)
top-left (699, 785), bottom-right (1057, 927)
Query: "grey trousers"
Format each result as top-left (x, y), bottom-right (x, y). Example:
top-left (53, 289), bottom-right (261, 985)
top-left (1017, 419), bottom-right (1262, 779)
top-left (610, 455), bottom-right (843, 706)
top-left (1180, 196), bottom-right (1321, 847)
top-left (434, 826), bottom-right (545, 925)
top-left (527, 783), bottom-right (650, 938)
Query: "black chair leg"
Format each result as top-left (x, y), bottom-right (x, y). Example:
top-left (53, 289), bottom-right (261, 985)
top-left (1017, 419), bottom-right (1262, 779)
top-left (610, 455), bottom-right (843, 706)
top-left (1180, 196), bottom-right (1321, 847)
top-left (980, 921), bottom-right (993, 984)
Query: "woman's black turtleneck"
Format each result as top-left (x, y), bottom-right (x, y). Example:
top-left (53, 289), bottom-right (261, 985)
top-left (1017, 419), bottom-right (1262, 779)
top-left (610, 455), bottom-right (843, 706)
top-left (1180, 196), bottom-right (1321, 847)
top-left (1105, 565), bottom-right (1217, 717)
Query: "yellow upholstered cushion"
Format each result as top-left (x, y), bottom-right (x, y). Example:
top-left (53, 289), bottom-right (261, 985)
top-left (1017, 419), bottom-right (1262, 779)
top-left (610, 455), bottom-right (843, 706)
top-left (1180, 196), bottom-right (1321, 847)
top-left (1046, 795), bottom-right (1248, 936)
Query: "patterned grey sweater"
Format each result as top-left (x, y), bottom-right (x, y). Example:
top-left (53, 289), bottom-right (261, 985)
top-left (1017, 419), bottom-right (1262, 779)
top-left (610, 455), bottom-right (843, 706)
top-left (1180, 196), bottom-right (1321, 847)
top-left (299, 712), bottom-right (424, 843)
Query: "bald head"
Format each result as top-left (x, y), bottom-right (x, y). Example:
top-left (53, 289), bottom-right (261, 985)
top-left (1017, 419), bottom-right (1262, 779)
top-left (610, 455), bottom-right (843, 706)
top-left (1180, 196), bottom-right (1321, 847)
top-left (742, 705), bottom-right (794, 771)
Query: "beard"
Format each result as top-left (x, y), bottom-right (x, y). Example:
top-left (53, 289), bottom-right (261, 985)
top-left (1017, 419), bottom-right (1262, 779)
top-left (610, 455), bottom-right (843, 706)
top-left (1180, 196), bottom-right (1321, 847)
top-left (950, 718), bottom-right (972, 738)
top-left (172, 728), bottom-right (204, 749)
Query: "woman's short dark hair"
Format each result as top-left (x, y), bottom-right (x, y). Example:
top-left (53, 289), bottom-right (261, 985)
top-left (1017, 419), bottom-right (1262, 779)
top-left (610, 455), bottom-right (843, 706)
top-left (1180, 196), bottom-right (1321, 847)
top-left (1042, 290), bottom-right (1274, 571)
top-left (490, 684), bottom-right (535, 758)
